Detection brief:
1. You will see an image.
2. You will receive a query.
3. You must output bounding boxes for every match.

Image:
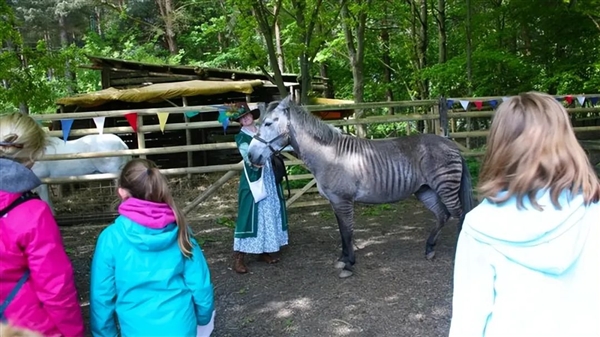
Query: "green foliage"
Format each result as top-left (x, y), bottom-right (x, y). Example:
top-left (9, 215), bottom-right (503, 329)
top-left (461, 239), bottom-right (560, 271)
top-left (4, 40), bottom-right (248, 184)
top-left (286, 164), bottom-right (312, 189)
top-left (361, 203), bottom-right (393, 216)
top-left (465, 156), bottom-right (482, 187)
top-left (2, 0), bottom-right (600, 115)
top-left (216, 217), bottom-right (235, 228)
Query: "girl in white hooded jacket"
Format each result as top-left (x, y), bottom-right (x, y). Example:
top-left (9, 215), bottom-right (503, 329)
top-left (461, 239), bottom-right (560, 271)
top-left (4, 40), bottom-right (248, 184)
top-left (449, 92), bottom-right (600, 337)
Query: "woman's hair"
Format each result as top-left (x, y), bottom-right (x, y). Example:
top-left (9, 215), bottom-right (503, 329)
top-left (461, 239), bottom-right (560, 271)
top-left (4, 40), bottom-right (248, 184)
top-left (0, 113), bottom-right (48, 166)
top-left (119, 158), bottom-right (193, 257)
top-left (478, 91), bottom-right (600, 210)
top-left (0, 323), bottom-right (44, 337)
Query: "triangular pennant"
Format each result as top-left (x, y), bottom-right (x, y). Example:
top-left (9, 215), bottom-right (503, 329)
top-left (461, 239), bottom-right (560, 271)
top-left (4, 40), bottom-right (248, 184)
top-left (460, 100), bottom-right (470, 111)
top-left (157, 112), bottom-right (170, 133)
top-left (590, 97), bottom-right (599, 106)
top-left (93, 117), bottom-right (105, 135)
top-left (125, 113), bottom-right (138, 132)
top-left (502, 96), bottom-right (510, 102)
top-left (185, 111), bottom-right (200, 118)
top-left (564, 95), bottom-right (573, 105)
top-left (446, 99), bottom-right (454, 109)
top-left (474, 101), bottom-right (483, 110)
top-left (577, 95), bottom-right (586, 106)
top-left (60, 119), bottom-right (74, 142)
top-left (489, 99), bottom-right (498, 109)
top-left (221, 117), bottom-right (229, 134)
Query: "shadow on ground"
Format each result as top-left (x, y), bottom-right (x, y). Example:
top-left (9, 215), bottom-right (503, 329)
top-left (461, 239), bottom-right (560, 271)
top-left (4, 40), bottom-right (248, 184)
top-left (61, 197), bottom-right (459, 337)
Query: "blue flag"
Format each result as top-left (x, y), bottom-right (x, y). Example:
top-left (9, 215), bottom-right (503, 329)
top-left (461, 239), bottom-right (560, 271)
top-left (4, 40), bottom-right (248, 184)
top-left (60, 119), bottom-right (74, 142)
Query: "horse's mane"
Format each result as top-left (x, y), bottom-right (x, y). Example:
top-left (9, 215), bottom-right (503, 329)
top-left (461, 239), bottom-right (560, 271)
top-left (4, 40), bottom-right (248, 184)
top-left (269, 97), bottom-right (339, 144)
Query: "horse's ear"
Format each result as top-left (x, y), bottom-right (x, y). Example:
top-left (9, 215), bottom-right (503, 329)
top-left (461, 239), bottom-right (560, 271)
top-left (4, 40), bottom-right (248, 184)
top-left (266, 100), bottom-right (280, 113)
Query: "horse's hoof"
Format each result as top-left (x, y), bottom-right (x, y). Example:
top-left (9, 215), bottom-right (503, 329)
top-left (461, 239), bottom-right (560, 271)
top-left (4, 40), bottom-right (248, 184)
top-left (339, 269), bottom-right (353, 278)
top-left (334, 261), bottom-right (346, 269)
top-left (426, 251), bottom-right (436, 260)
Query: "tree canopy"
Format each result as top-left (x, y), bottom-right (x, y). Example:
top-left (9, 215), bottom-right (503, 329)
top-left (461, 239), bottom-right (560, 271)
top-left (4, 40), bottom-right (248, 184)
top-left (2, 0), bottom-right (599, 114)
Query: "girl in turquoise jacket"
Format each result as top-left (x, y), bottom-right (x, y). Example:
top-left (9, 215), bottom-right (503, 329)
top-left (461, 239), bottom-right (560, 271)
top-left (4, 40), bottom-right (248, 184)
top-left (90, 158), bottom-right (215, 337)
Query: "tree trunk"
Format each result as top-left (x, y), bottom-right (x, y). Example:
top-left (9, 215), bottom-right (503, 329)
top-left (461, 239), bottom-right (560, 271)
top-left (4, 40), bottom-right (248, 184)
top-left (382, 28), bottom-right (394, 104)
top-left (58, 14), bottom-right (74, 95)
top-left (156, 0), bottom-right (179, 55)
top-left (4, 23), bottom-right (28, 114)
top-left (95, 6), bottom-right (103, 37)
top-left (274, 2), bottom-right (285, 73)
top-left (466, 0), bottom-right (473, 95)
top-left (319, 63), bottom-right (334, 98)
top-left (291, 0), bottom-right (323, 104)
top-left (437, 0), bottom-right (447, 63)
top-left (251, 0), bottom-right (288, 97)
top-left (417, 0), bottom-right (428, 98)
top-left (341, 0), bottom-right (369, 138)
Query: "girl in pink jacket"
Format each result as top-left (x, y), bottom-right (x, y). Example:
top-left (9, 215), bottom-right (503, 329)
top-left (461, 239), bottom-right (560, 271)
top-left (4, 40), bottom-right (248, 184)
top-left (0, 113), bottom-right (85, 337)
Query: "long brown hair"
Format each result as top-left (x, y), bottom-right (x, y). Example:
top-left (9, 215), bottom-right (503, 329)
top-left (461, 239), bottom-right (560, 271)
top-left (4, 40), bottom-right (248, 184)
top-left (119, 158), bottom-right (193, 257)
top-left (478, 91), bottom-right (600, 210)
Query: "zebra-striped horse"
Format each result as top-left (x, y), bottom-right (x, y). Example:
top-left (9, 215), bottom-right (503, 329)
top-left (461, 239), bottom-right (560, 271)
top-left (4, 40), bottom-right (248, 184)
top-left (247, 97), bottom-right (475, 278)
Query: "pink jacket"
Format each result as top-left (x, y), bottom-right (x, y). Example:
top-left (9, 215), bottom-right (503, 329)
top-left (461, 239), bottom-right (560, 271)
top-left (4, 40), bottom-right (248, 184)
top-left (0, 188), bottom-right (85, 337)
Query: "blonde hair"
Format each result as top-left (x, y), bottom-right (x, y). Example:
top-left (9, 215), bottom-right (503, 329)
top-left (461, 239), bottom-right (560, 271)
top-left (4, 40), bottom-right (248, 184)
top-left (0, 323), bottom-right (44, 337)
top-left (118, 158), bottom-right (193, 257)
top-left (478, 91), bottom-right (600, 210)
top-left (0, 113), bottom-right (48, 166)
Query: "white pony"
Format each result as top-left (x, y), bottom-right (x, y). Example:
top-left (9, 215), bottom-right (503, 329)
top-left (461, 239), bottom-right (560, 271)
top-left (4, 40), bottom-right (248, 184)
top-left (31, 134), bottom-right (130, 210)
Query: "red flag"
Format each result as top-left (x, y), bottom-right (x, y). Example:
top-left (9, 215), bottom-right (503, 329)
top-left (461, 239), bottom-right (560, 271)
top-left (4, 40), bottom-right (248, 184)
top-left (125, 112), bottom-right (138, 132)
top-left (474, 101), bottom-right (483, 110)
top-left (564, 95), bottom-right (573, 105)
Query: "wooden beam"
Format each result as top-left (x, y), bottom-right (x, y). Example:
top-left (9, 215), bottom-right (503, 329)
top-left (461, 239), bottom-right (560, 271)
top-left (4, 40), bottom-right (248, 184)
top-left (286, 178), bottom-right (318, 208)
top-left (182, 168), bottom-right (239, 215)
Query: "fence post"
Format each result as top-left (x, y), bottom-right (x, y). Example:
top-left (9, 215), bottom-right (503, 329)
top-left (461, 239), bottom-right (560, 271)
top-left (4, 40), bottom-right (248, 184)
top-left (439, 96), bottom-right (449, 138)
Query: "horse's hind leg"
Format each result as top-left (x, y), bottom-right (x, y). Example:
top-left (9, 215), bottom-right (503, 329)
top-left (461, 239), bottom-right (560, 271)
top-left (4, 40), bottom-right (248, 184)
top-left (330, 200), bottom-right (355, 278)
top-left (415, 186), bottom-right (450, 260)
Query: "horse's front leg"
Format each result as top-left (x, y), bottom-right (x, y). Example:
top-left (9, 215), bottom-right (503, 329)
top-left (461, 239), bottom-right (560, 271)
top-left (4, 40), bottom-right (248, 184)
top-left (330, 200), bottom-right (355, 278)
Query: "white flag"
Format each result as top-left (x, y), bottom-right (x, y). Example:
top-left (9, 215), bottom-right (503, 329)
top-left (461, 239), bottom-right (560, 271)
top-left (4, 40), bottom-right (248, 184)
top-left (93, 117), bottom-right (105, 135)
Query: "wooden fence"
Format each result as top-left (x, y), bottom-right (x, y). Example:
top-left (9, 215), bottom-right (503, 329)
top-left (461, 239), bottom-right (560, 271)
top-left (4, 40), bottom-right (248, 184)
top-left (29, 94), bottom-right (600, 220)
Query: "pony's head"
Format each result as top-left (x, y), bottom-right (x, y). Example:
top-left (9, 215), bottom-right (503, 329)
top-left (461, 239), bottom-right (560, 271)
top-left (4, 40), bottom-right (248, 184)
top-left (247, 96), bottom-right (294, 166)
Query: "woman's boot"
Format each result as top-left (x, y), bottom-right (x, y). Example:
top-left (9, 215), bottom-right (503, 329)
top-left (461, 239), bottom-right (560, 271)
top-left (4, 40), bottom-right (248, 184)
top-left (233, 251), bottom-right (248, 274)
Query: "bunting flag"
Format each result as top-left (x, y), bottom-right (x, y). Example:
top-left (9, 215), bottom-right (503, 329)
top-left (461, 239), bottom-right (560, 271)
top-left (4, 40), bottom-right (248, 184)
top-left (555, 97), bottom-right (564, 102)
top-left (446, 99), bottom-right (454, 109)
top-left (60, 119), bottom-right (74, 142)
top-left (590, 97), bottom-right (599, 106)
top-left (459, 100), bottom-right (470, 111)
top-left (502, 96), bottom-right (510, 102)
top-left (93, 117), bottom-right (105, 134)
top-left (124, 112), bottom-right (138, 132)
top-left (157, 112), bottom-right (170, 133)
top-left (489, 99), bottom-right (498, 109)
top-left (474, 100), bottom-right (483, 110)
top-left (185, 111), bottom-right (200, 118)
top-left (577, 95), bottom-right (586, 106)
top-left (564, 95), bottom-right (573, 105)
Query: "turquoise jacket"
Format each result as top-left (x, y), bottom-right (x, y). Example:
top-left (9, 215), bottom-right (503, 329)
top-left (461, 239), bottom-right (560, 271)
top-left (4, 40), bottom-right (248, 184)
top-left (449, 190), bottom-right (600, 337)
top-left (90, 198), bottom-right (214, 337)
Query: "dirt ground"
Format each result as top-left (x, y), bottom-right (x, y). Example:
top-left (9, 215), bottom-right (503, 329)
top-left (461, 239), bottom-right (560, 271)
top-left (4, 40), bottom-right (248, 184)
top-left (59, 179), bottom-right (459, 337)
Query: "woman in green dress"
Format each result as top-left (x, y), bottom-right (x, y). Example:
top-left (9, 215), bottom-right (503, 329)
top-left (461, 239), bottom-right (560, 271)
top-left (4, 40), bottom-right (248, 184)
top-left (219, 103), bottom-right (288, 274)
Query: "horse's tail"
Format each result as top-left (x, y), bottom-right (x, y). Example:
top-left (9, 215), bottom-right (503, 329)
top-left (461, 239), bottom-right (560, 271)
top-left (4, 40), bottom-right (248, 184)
top-left (457, 156), bottom-right (475, 232)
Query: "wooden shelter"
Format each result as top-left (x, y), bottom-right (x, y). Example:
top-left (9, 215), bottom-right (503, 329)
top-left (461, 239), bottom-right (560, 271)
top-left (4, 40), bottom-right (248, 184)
top-left (54, 56), bottom-right (337, 168)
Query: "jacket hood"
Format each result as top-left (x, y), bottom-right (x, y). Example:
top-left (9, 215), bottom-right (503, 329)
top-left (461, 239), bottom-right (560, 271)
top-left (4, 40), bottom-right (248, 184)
top-left (464, 189), bottom-right (596, 275)
top-left (116, 197), bottom-right (178, 252)
top-left (0, 158), bottom-right (42, 193)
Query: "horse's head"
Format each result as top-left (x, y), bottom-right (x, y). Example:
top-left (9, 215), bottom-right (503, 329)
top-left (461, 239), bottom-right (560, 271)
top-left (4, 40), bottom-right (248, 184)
top-left (247, 96), bottom-right (294, 166)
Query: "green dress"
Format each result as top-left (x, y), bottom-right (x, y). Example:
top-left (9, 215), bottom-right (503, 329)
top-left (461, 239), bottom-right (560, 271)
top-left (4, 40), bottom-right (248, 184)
top-left (233, 128), bottom-right (288, 253)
